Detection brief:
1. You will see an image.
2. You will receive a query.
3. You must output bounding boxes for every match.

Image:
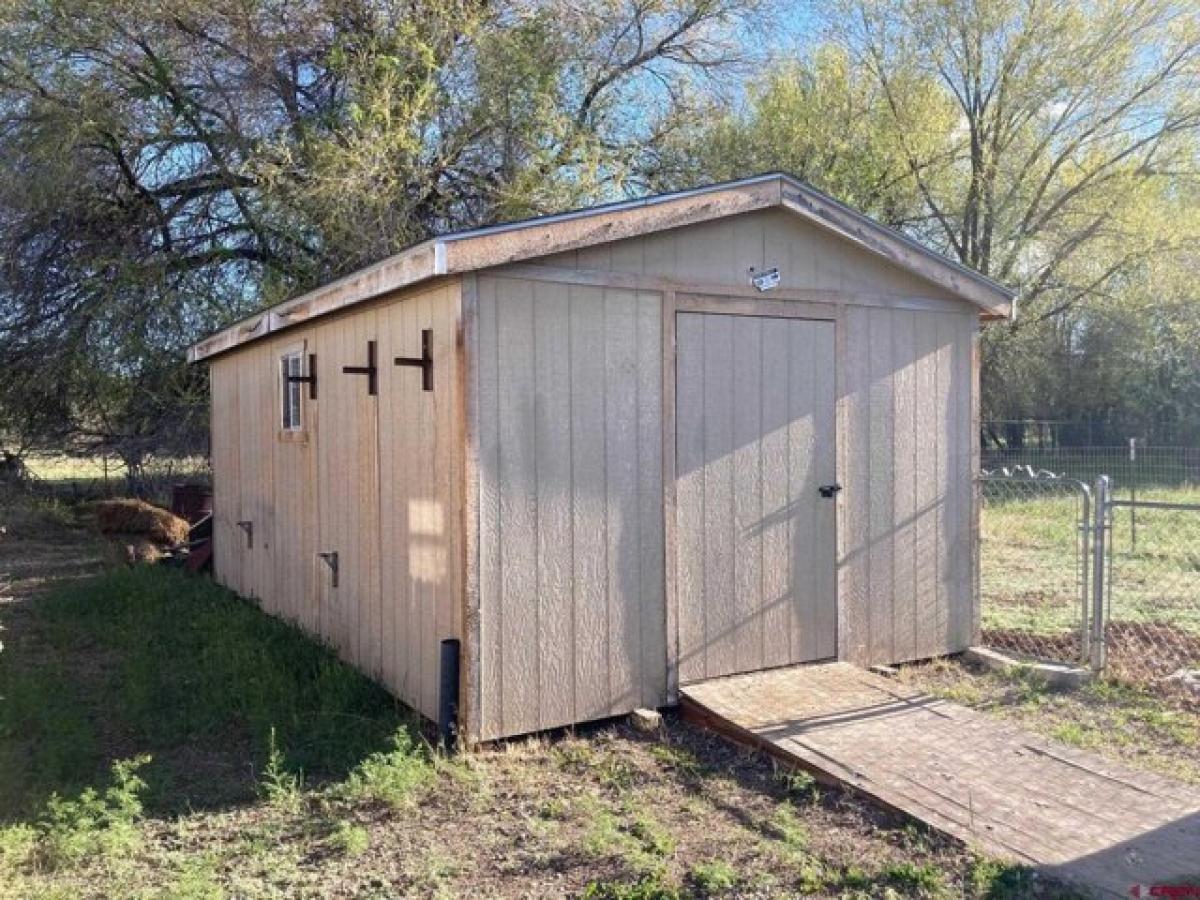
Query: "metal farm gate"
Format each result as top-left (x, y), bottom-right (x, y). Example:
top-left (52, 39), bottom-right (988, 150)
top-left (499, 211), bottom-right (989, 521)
top-left (978, 472), bottom-right (1200, 694)
top-left (1092, 477), bottom-right (1200, 688)
top-left (978, 474), bottom-right (1093, 666)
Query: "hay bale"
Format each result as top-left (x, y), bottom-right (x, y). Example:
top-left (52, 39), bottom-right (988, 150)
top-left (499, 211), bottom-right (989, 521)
top-left (94, 498), bottom-right (190, 547)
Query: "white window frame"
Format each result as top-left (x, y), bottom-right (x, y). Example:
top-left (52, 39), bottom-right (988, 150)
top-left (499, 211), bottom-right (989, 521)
top-left (279, 348), bottom-right (305, 435)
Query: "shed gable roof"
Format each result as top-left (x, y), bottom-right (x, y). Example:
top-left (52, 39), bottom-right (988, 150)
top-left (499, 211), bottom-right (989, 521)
top-left (188, 173), bottom-right (1015, 362)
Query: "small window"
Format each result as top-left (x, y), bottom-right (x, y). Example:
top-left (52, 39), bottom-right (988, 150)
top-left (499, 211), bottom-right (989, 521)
top-left (280, 351), bottom-right (303, 432)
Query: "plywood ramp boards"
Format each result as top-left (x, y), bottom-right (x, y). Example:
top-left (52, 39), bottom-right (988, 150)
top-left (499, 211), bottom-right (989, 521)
top-left (840, 306), bottom-right (977, 666)
top-left (475, 275), bottom-right (665, 741)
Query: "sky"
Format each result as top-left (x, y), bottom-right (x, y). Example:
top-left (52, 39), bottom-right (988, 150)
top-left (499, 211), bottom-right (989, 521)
top-left (773, 1), bottom-right (823, 55)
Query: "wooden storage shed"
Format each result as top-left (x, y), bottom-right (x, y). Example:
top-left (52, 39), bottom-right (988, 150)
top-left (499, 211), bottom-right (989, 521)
top-left (190, 173), bottom-right (1014, 743)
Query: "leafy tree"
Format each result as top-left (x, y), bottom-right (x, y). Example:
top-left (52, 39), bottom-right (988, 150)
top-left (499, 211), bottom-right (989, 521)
top-left (0, 0), bottom-right (765, 476)
top-left (676, 0), bottom-right (1200, 436)
top-left (832, 0), bottom-right (1200, 428)
top-left (654, 45), bottom-right (958, 227)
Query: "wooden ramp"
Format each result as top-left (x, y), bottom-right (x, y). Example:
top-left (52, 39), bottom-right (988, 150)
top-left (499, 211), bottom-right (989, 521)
top-left (681, 663), bottom-right (1200, 898)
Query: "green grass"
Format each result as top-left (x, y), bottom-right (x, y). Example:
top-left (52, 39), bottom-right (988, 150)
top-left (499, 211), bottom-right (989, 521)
top-left (0, 755), bottom-right (151, 877)
top-left (879, 860), bottom-right (947, 895)
top-left (628, 813), bottom-right (677, 858)
top-left (647, 744), bottom-right (705, 779)
top-left (966, 858), bottom-right (1058, 899)
top-left (0, 537), bottom-right (1088, 898)
top-left (328, 820), bottom-right (370, 858)
top-left (981, 486), bottom-right (1200, 642)
top-left (0, 563), bottom-right (444, 895)
top-left (766, 805), bottom-right (809, 854)
top-left (583, 871), bottom-right (680, 900)
top-left (687, 859), bottom-right (737, 894)
top-left (0, 565), bottom-right (414, 820)
top-left (775, 767), bottom-right (819, 801)
top-left (337, 727), bottom-right (436, 807)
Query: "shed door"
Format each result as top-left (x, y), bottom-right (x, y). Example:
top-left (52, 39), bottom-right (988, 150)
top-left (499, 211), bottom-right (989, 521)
top-left (676, 312), bottom-right (837, 684)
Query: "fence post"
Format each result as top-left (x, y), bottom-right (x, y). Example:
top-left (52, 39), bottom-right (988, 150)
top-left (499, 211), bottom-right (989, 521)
top-left (1128, 437), bottom-right (1137, 553)
top-left (1091, 475), bottom-right (1110, 673)
top-left (1078, 483), bottom-right (1092, 666)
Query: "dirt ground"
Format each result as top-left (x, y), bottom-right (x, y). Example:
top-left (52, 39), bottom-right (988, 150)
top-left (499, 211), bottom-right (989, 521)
top-left (0, 500), bottom-right (1085, 898)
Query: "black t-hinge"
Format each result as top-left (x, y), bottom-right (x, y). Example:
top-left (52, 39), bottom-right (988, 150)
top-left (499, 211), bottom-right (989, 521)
top-left (342, 341), bottom-right (378, 395)
top-left (394, 328), bottom-right (433, 392)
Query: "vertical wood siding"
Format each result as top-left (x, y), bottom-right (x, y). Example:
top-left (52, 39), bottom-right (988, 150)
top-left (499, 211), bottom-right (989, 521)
top-left (534, 209), bottom-right (978, 676)
top-left (208, 283), bottom-right (463, 723)
top-left (313, 309), bottom-right (381, 667)
top-left (838, 307), bottom-right (977, 665)
top-left (475, 275), bottom-right (664, 740)
top-left (238, 347), bottom-right (278, 608)
top-left (376, 286), bottom-right (464, 717)
top-left (210, 357), bottom-right (242, 594)
top-left (270, 331), bottom-right (318, 637)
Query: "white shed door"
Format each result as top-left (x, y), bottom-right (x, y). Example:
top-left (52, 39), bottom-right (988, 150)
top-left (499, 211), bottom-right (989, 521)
top-left (676, 312), bottom-right (837, 684)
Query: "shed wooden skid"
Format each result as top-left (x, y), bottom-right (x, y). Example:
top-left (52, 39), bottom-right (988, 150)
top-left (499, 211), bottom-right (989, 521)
top-left (195, 174), bottom-right (1012, 743)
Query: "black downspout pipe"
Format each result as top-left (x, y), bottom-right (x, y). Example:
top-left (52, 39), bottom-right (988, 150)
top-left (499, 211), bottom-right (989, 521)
top-left (438, 638), bottom-right (461, 751)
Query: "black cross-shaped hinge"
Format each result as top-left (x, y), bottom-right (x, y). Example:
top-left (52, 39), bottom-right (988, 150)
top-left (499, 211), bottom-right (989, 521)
top-left (284, 353), bottom-right (318, 399)
top-left (394, 329), bottom-right (433, 392)
top-left (342, 341), bottom-right (377, 395)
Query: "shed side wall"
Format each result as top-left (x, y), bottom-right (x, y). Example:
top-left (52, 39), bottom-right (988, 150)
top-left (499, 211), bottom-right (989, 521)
top-left (207, 281), bottom-right (464, 722)
top-left (475, 274), bottom-right (665, 741)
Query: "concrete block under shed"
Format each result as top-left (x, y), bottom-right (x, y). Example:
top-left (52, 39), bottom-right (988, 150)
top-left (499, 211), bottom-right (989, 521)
top-left (965, 646), bottom-right (1091, 689)
top-left (629, 708), bottom-right (662, 733)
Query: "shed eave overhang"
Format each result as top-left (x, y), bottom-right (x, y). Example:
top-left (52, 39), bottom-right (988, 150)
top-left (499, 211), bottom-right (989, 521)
top-left (187, 173), bottom-right (1014, 363)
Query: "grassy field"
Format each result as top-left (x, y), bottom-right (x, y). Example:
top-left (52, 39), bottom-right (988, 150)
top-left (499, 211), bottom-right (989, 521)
top-left (980, 484), bottom-right (1200, 682)
top-left (0, 499), bottom-right (1077, 899)
top-left (19, 455), bottom-right (209, 504)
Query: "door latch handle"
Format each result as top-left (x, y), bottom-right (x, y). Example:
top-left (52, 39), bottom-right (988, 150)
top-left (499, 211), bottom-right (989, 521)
top-left (236, 520), bottom-right (253, 548)
top-left (818, 484), bottom-right (843, 499)
top-left (318, 551), bottom-right (339, 588)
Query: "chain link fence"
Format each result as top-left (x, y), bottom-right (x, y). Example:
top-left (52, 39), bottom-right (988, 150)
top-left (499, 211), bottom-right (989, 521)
top-left (16, 454), bottom-right (211, 506)
top-left (982, 444), bottom-right (1200, 490)
top-left (978, 475), bottom-right (1091, 666)
top-left (1100, 488), bottom-right (1200, 695)
top-left (976, 468), bottom-right (1200, 700)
